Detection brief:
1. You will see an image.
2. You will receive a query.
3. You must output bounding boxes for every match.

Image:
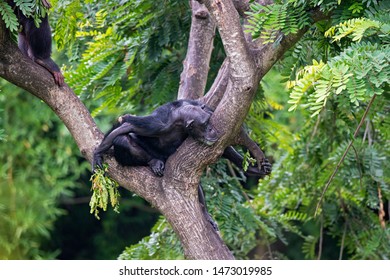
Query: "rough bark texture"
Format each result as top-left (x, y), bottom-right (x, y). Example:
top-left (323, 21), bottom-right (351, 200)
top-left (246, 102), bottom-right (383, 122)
top-left (178, 0), bottom-right (216, 100)
top-left (0, 1), bottom-right (327, 259)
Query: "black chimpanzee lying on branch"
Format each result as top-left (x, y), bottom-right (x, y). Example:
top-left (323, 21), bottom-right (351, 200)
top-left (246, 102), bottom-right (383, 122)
top-left (93, 99), bottom-right (271, 177)
top-left (92, 99), bottom-right (271, 230)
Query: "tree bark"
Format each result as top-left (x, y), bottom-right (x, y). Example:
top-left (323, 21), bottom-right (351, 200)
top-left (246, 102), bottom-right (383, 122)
top-left (178, 0), bottom-right (216, 99)
top-left (0, 1), bottom-right (328, 259)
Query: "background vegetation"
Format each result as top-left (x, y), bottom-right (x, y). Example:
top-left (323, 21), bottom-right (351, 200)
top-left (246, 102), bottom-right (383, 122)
top-left (0, 0), bottom-right (388, 259)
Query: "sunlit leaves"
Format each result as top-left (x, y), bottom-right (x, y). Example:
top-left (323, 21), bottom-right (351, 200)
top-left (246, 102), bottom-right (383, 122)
top-left (287, 42), bottom-right (389, 116)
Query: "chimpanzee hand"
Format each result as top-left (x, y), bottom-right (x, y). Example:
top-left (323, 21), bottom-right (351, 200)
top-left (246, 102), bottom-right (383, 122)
top-left (260, 158), bottom-right (272, 175)
top-left (148, 159), bottom-right (165, 177)
top-left (92, 153), bottom-right (103, 172)
top-left (244, 157), bottom-right (272, 177)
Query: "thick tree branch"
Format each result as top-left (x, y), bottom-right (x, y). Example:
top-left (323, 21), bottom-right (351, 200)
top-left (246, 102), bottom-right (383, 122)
top-left (178, 0), bottom-right (216, 99)
top-left (201, 58), bottom-right (230, 108)
top-left (175, 2), bottom-right (329, 178)
top-left (202, 0), bottom-right (255, 80)
top-left (172, 0), bottom-right (260, 185)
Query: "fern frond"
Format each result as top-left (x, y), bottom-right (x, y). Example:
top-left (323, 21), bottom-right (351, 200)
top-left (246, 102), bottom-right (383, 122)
top-left (325, 17), bottom-right (383, 42)
top-left (287, 60), bottom-right (326, 112)
top-left (245, 2), bottom-right (311, 43)
top-left (0, 1), bottom-right (19, 32)
top-left (288, 42), bottom-right (389, 116)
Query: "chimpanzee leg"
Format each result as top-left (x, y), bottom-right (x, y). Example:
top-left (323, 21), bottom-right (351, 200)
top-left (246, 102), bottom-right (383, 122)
top-left (24, 16), bottom-right (64, 86)
top-left (111, 134), bottom-right (165, 176)
top-left (93, 116), bottom-right (168, 169)
top-left (18, 33), bottom-right (29, 57)
top-left (198, 184), bottom-right (219, 232)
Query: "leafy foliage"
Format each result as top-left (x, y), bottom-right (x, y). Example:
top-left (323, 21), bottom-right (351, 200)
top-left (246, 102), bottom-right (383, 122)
top-left (0, 0), bottom-right (51, 32)
top-left (246, 2), bottom-right (310, 44)
top-left (288, 42), bottom-right (389, 116)
top-left (51, 0), bottom-right (191, 114)
top-left (233, 0), bottom-right (389, 260)
top-left (0, 83), bottom-right (88, 259)
top-left (287, 1), bottom-right (390, 116)
top-left (0, 0), bottom-right (18, 32)
top-left (118, 217), bottom-right (183, 260)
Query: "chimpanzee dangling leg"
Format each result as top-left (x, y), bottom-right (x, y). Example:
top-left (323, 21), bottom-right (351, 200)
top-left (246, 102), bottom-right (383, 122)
top-left (198, 184), bottom-right (219, 232)
top-left (8, 0), bottom-right (64, 86)
top-left (21, 15), bottom-right (64, 86)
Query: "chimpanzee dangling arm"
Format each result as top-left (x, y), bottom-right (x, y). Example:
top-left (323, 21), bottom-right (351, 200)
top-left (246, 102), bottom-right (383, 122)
top-left (224, 128), bottom-right (272, 177)
top-left (93, 123), bottom-right (138, 170)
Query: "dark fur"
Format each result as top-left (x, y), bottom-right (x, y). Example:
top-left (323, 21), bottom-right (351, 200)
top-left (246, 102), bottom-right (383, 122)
top-left (93, 100), bottom-right (220, 174)
top-left (8, 0), bottom-right (64, 86)
top-left (93, 99), bottom-right (271, 176)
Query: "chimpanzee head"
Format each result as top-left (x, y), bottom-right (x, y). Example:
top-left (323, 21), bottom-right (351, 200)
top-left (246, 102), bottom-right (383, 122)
top-left (182, 105), bottom-right (219, 146)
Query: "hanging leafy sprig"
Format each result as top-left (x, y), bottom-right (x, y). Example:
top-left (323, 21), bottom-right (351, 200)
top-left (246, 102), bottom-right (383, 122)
top-left (89, 164), bottom-right (120, 219)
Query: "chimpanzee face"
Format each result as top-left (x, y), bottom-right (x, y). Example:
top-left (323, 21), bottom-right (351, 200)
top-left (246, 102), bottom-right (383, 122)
top-left (184, 106), bottom-right (219, 146)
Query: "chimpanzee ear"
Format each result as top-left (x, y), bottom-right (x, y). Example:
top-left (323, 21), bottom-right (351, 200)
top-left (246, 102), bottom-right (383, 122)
top-left (185, 119), bottom-right (194, 129)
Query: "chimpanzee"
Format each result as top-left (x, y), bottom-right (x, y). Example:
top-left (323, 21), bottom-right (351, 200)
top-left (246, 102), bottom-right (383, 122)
top-left (92, 99), bottom-right (271, 230)
top-left (7, 0), bottom-right (64, 86)
top-left (93, 99), bottom-right (271, 177)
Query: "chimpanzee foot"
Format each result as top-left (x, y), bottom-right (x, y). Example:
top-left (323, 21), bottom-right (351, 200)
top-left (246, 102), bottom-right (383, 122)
top-left (148, 159), bottom-right (165, 176)
top-left (53, 71), bottom-right (64, 87)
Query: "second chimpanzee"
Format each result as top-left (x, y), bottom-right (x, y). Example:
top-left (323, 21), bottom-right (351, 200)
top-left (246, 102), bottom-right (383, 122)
top-left (8, 0), bottom-right (64, 86)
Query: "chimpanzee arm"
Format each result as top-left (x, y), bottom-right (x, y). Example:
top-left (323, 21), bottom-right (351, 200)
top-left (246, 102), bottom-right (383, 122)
top-left (223, 146), bottom-right (270, 177)
top-left (229, 128), bottom-right (272, 176)
top-left (198, 184), bottom-right (218, 231)
top-left (237, 128), bottom-right (265, 162)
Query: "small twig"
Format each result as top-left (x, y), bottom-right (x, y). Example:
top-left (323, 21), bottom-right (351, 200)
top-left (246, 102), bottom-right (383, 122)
top-left (226, 161), bottom-right (254, 207)
top-left (307, 114), bottom-right (321, 154)
top-left (317, 214), bottom-right (324, 260)
top-left (378, 185), bottom-right (386, 229)
top-left (315, 94), bottom-right (377, 215)
top-left (339, 222), bottom-right (347, 260)
top-left (350, 144), bottom-right (363, 190)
